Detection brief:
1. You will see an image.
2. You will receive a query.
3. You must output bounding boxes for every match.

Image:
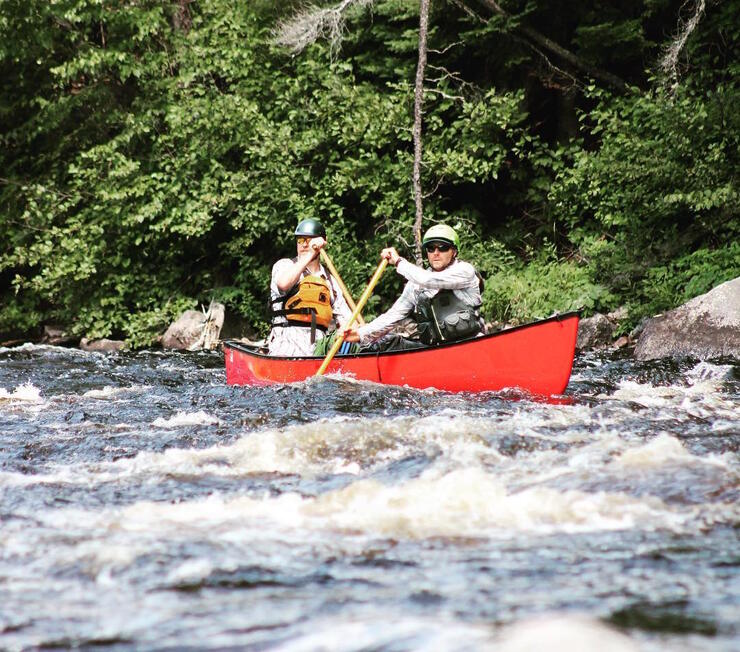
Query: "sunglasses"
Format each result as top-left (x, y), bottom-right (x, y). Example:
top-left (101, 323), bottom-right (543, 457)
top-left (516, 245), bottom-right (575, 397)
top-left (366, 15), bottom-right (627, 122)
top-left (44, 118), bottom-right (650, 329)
top-left (424, 242), bottom-right (452, 253)
top-left (296, 237), bottom-right (312, 246)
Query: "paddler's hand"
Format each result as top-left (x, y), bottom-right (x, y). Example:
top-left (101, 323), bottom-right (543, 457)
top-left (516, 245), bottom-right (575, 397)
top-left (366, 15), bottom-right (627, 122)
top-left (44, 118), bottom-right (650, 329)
top-left (309, 237), bottom-right (326, 258)
top-left (341, 325), bottom-right (361, 343)
top-left (381, 247), bottom-right (401, 266)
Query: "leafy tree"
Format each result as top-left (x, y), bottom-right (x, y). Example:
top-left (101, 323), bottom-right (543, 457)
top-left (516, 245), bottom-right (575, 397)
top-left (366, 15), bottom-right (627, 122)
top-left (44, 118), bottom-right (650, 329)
top-left (1, 0), bottom-right (737, 345)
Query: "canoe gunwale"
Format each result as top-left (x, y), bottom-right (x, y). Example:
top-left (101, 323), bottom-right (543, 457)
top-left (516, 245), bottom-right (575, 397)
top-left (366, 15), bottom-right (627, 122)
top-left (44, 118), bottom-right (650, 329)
top-left (223, 310), bottom-right (581, 361)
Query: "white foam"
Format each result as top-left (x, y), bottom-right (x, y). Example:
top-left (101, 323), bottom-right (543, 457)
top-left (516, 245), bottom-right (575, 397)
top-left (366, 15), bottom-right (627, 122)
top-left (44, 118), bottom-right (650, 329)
top-left (606, 381), bottom-right (676, 407)
top-left (83, 385), bottom-right (143, 399)
top-left (165, 558), bottom-right (215, 585)
top-left (0, 382), bottom-right (43, 403)
top-left (151, 410), bottom-right (220, 428)
top-left (686, 361), bottom-right (734, 383)
top-left (272, 613), bottom-right (492, 652)
top-left (0, 462), bottom-right (109, 489)
top-left (496, 614), bottom-right (638, 652)
top-left (112, 492), bottom-right (308, 534)
top-left (601, 373), bottom-right (739, 426)
top-left (114, 416), bottom-right (407, 478)
top-left (614, 433), bottom-right (695, 468)
top-left (81, 464), bottom-right (692, 540)
top-left (0, 342), bottom-right (89, 355)
top-left (304, 466), bottom-right (683, 538)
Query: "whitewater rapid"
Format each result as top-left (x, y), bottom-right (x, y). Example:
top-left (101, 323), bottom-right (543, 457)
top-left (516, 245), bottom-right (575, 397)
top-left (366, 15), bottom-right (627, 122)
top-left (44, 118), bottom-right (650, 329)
top-left (0, 345), bottom-right (737, 651)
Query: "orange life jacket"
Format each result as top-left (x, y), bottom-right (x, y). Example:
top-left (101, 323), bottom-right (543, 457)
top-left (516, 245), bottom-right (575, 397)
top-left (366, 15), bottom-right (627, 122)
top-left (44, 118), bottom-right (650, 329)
top-left (270, 273), bottom-right (335, 343)
top-left (282, 275), bottom-right (333, 329)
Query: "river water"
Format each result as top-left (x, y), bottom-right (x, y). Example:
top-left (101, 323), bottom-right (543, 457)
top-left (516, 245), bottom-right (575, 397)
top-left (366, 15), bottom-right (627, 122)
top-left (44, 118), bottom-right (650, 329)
top-left (0, 344), bottom-right (737, 651)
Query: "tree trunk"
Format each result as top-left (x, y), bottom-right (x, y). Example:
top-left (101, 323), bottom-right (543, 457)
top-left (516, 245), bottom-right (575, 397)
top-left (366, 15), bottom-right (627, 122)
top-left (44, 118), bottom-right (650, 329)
top-left (412, 0), bottom-right (431, 264)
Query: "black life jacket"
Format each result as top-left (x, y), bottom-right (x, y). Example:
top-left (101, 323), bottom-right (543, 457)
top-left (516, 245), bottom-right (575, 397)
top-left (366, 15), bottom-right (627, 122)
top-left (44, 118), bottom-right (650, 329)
top-left (413, 289), bottom-right (482, 345)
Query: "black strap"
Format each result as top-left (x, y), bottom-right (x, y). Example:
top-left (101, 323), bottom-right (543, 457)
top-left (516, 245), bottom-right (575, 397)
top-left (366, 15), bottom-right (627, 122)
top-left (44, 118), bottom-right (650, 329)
top-left (271, 307), bottom-right (322, 342)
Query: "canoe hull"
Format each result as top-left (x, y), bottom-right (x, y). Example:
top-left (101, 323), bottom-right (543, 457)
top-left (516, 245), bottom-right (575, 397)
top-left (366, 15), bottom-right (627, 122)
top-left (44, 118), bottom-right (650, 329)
top-left (224, 312), bottom-right (579, 395)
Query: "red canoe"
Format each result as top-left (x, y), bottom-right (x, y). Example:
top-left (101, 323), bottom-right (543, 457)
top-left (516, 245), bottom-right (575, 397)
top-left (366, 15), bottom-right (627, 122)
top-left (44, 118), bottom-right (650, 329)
top-left (223, 312), bottom-right (579, 395)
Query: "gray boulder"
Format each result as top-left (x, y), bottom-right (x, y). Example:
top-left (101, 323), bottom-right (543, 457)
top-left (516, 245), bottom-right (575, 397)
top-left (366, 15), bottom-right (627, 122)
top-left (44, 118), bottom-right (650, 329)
top-left (635, 277), bottom-right (740, 360)
top-left (162, 302), bottom-right (225, 350)
top-left (41, 325), bottom-right (78, 347)
top-left (576, 313), bottom-right (616, 351)
top-left (161, 310), bottom-right (206, 350)
top-left (80, 337), bottom-right (126, 352)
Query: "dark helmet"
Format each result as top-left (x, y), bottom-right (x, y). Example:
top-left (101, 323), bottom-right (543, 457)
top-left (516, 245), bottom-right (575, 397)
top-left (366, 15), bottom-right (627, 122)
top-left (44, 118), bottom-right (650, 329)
top-left (294, 218), bottom-right (326, 238)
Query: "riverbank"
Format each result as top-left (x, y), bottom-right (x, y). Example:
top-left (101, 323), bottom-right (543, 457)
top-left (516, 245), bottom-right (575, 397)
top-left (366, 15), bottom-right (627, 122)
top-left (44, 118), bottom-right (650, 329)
top-left (4, 277), bottom-right (737, 363)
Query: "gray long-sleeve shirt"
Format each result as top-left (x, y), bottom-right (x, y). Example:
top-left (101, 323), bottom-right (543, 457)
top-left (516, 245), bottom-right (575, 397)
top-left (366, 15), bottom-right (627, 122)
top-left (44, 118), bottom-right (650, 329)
top-left (357, 258), bottom-right (481, 344)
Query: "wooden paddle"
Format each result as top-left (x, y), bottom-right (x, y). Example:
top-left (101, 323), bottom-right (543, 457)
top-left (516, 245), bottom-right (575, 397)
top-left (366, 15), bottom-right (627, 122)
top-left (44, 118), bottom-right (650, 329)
top-left (320, 249), bottom-right (365, 326)
top-left (315, 258), bottom-right (388, 376)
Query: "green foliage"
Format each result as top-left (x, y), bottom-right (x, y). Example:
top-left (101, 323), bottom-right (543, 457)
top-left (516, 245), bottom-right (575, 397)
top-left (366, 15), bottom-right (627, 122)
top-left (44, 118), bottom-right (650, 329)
top-left (549, 81), bottom-right (740, 327)
top-left (476, 242), bottom-right (613, 323)
top-left (1, 0), bottom-right (737, 346)
top-left (636, 242), bottom-right (740, 323)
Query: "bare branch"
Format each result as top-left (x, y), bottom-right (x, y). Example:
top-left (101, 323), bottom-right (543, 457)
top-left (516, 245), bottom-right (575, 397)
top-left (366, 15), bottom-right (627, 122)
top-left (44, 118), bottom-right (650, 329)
top-left (520, 38), bottom-right (581, 91)
top-left (428, 63), bottom-right (479, 93)
top-left (474, 0), bottom-right (630, 93)
top-left (423, 175), bottom-right (445, 199)
top-left (428, 41), bottom-right (464, 55)
top-left (659, 0), bottom-right (706, 93)
top-left (448, 0), bottom-right (487, 23)
top-left (427, 64), bottom-right (465, 84)
top-left (273, 0), bottom-right (375, 56)
top-left (424, 88), bottom-right (465, 102)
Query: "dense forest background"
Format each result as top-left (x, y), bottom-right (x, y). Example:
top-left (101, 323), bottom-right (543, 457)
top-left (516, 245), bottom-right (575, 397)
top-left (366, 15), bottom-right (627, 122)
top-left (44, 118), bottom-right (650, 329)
top-left (1, 0), bottom-right (738, 347)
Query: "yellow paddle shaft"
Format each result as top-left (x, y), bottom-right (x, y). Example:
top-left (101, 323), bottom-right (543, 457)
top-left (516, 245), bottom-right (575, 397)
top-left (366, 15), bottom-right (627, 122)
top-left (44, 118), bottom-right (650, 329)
top-left (320, 249), bottom-right (365, 326)
top-left (315, 258), bottom-right (388, 376)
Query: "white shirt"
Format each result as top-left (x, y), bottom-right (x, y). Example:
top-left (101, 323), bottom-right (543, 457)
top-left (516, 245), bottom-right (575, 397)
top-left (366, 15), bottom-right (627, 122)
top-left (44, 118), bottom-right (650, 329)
top-left (267, 258), bottom-right (352, 356)
top-left (357, 258), bottom-right (481, 345)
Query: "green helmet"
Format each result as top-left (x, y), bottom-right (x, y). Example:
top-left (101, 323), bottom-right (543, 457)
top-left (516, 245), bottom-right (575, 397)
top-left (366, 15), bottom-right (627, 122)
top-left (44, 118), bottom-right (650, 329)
top-left (294, 218), bottom-right (326, 238)
top-left (422, 224), bottom-right (460, 250)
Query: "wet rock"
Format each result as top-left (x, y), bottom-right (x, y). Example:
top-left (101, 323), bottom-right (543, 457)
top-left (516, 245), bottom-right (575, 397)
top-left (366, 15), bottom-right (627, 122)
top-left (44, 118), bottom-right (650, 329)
top-left (614, 335), bottom-right (631, 349)
top-left (635, 276), bottom-right (740, 361)
top-left (40, 325), bottom-right (78, 347)
top-left (162, 301), bottom-right (225, 350)
top-left (162, 310), bottom-right (206, 350)
top-left (576, 313), bottom-right (616, 351)
top-left (80, 337), bottom-right (126, 352)
top-left (0, 339), bottom-right (26, 347)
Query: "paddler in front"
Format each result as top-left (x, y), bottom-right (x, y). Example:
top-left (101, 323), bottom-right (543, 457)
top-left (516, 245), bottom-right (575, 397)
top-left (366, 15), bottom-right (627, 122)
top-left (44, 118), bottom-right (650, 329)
top-left (267, 219), bottom-right (352, 356)
top-left (342, 224), bottom-right (485, 351)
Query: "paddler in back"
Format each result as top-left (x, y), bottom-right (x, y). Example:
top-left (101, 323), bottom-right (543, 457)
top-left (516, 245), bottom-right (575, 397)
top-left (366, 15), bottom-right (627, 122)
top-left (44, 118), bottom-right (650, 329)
top-left (342, 224), bottom-right (484, 351)
top-left (267, 219), bottom-right (352, 357)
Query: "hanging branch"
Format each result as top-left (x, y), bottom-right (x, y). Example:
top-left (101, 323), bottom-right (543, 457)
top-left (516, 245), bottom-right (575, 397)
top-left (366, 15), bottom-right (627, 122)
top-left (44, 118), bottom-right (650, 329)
top-left (659, 0), bottom-right (706, 93)
top-left (273, 0), bottom-right (374, 56)
top-left (412, 0), bottom-right (431, 264)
